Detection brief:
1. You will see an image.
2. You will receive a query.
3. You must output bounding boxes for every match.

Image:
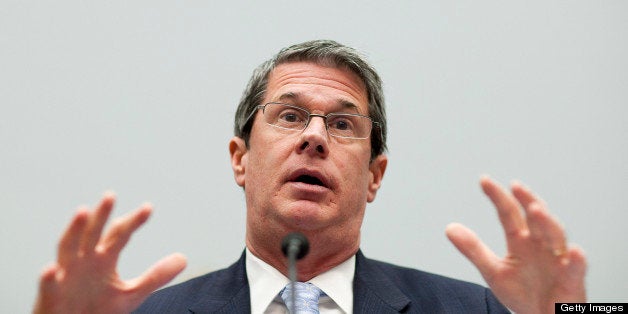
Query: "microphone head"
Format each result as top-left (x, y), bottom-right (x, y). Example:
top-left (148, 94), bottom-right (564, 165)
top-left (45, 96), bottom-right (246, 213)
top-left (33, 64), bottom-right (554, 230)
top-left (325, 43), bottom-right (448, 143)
top-left (281, 232), bottom-right (310, 260)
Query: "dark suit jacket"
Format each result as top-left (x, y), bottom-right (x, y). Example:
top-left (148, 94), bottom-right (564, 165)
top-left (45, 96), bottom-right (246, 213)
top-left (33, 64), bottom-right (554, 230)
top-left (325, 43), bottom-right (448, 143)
top-left (134, 250), bottom-right (509, 313)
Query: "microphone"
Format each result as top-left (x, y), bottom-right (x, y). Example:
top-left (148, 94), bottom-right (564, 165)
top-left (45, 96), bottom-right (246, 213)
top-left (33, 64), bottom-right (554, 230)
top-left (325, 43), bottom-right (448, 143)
top-left (281, 232), bottom-right (309, 313)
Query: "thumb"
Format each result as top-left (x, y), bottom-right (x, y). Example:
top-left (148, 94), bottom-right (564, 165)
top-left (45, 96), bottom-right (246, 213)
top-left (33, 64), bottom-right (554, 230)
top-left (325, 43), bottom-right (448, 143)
top-left (446, 223), bottom-right (498, 279)
top-left (128, 253), bottom-right (187, 304)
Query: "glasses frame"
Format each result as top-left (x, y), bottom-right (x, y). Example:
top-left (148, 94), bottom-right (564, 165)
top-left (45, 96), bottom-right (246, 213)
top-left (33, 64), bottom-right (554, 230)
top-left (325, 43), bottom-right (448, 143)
top-left (245, 102), bottom-right (379, 140)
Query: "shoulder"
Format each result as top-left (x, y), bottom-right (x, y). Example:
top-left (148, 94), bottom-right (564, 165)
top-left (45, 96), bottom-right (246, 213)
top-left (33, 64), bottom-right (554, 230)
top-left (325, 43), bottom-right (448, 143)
top-left (369, 257), bottom-right (485, 291)
top-left (133, 253), bottom-right (249, 313)
top-left (355, 252), bottom-right (509, 313)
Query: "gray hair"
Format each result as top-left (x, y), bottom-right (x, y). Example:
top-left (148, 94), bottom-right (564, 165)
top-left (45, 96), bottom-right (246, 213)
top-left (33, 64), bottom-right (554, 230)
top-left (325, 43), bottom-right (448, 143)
top-left (234, 39), bottom-right (387, 159)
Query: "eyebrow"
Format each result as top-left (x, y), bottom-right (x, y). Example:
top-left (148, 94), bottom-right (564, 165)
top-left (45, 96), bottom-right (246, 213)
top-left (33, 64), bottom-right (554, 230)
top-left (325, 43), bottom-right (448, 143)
top-left (276, 92), bottom-right (361, 113)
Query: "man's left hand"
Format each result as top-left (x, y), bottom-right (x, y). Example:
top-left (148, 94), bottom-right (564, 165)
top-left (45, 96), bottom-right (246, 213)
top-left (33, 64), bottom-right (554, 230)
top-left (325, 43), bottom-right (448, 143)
top-left (446, 175), bottom-right (587, 314)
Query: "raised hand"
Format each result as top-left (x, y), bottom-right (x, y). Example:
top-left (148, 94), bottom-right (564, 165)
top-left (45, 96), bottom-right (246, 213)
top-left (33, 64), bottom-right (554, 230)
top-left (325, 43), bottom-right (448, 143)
top-left (446, 176), bottom-right (587, 314)
top-left (33, 193), bottom-right (187, 314)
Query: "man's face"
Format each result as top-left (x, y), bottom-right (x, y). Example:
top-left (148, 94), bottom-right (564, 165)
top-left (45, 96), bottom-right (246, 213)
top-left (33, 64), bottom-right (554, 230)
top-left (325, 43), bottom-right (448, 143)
top-left (230, 61), bottom-right (387, 243)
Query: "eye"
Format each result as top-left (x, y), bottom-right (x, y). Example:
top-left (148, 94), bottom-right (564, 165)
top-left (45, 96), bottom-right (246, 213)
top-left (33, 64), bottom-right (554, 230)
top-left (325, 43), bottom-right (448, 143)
top-left (333, 119), bottom-right (350, 130)
top-left (328, 116), bottom-right (354, 131)
top-left (278, 110), bottom-right (305, 123)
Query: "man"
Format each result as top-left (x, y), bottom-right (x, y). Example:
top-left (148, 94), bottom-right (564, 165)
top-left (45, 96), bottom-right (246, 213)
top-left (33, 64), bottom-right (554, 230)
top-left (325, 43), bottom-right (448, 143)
top-left (34, 40), bottom-right (587, 313)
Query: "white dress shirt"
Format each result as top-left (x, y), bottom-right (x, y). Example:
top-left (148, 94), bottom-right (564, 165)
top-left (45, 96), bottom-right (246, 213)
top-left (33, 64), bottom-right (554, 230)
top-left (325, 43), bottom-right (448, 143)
top-left (245, 248), bottom-right (355, 314)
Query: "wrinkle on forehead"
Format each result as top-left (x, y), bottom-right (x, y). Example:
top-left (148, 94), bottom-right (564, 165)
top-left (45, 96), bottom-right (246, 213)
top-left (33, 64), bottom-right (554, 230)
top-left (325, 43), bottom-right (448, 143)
top-left (277, 92), bottom-right (360, 114)
top-left (265, 62), bottom-right (369, 114)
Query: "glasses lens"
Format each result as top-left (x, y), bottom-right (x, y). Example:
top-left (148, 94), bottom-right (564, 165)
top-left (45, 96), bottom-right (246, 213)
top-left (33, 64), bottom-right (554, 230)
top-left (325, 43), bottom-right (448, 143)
top-left (264, 103), bottom-right (309, 130)
top-left (327, 113), bottom-right (372, 139)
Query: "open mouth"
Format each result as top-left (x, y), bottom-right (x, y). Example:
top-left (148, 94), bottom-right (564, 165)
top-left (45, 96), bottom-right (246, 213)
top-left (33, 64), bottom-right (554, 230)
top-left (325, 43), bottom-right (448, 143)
top-left (294, 174), bottom-right (326, 187)
top-left (288, 170), bottom-right (330, 189)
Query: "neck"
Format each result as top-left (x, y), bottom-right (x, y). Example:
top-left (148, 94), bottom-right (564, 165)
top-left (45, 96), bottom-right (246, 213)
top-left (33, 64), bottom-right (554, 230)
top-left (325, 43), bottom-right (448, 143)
top-left (246, 229), bottom-right (359, 281)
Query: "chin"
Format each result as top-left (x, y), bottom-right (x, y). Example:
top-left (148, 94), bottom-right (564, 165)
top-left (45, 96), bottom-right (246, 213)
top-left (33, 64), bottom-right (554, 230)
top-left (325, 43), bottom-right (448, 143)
top-left (278, 201), bottom-right (333, 231)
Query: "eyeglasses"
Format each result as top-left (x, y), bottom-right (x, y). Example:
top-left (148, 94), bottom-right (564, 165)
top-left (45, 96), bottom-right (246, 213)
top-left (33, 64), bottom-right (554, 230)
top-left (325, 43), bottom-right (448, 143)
top-left (246, 102), bottom-right (378, 139)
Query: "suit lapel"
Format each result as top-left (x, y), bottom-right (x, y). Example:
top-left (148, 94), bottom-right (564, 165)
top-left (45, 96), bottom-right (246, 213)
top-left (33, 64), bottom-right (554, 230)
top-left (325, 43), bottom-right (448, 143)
top-left (353, 250), bottom-right (411, 313)
top-left (188, 251), bottom-right (251, 314)
top-left (186, 250), bottom-right (412, 313)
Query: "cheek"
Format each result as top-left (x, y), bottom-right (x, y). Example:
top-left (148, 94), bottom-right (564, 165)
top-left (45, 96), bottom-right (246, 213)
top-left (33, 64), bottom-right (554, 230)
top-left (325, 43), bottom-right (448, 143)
top-left (244, 134), bottom-right (293, 195)
top-left (335, 152), bottom-right (372, 198)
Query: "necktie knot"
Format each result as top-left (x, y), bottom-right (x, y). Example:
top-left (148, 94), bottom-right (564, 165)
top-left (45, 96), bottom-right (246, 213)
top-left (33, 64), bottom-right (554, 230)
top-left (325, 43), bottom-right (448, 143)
top-left (280, 282), bottom-right (323, 314)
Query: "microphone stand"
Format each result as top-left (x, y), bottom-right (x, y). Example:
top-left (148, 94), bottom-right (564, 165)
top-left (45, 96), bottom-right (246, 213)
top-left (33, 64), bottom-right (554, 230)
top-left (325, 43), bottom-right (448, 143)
top-left (282, 232), bottom-right (309, 313)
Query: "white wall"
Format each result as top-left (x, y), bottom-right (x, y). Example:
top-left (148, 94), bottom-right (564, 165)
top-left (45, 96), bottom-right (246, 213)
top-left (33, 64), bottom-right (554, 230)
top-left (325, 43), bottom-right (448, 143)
top-left (1, 1), bottom-right (626, 312)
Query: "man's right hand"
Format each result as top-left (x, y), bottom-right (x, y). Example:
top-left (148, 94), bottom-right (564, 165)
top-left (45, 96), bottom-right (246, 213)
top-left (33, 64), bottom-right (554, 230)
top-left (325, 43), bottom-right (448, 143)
top-left (33, 193), bottom-right (187, 314)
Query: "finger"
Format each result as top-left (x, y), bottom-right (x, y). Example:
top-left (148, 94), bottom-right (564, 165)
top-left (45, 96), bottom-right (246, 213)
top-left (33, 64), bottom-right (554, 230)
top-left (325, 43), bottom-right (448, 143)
top-left (480, 175), bottom-right (527, 238)
top-left (34, 263), bottom-right (60, 313)
top-left (511, 180), bottom-right (546, 211)
top-left (511, 181), bottom-right (545, 242)
top-left (100, 203), bottom-right (152, 257)
top-left (446, 223), bottom-right (499, 279)
top-left (525, 201), bottom-right (567, 252)
top-left (128, 253), bottom-right (187, 298)
top-left (37, 263), bottom-right (59, 293)
top-left (80, 192), bottom-right (116, 254)
top-left (553, 245), bottom-right (588, 302)
top-left (565, 246), bottom-right (588, 287)
top-left (58, 208), bottom-right (89, 266)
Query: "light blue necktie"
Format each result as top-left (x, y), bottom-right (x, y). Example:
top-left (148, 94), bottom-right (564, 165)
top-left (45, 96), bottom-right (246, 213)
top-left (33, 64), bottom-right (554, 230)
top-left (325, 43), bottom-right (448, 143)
top-left (280, 282), bottom-right (323, 314)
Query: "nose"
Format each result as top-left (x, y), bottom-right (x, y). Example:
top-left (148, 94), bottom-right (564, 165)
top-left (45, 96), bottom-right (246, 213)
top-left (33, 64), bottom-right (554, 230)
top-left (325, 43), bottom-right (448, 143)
top-left (296, 115), bottom-right (329, 158)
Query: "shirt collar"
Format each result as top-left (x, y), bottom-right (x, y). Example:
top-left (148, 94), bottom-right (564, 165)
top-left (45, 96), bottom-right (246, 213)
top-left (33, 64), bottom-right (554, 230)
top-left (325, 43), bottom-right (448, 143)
top-left (245, 248), bottom-right (355, 314)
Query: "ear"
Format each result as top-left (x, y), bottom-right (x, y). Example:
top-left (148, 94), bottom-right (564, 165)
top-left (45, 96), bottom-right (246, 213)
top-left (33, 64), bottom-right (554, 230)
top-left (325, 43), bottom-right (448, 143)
top-left (229, 137), bottom-right (248, 187)
top-left (367, 154), bottom-right (388, 202)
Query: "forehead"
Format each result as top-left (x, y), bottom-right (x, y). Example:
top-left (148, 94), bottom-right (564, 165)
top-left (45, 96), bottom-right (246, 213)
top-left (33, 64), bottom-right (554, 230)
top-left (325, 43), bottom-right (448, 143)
top-left (264, 61), bottom-right (369, 113)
